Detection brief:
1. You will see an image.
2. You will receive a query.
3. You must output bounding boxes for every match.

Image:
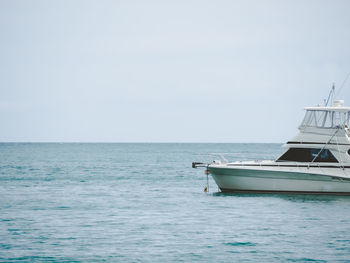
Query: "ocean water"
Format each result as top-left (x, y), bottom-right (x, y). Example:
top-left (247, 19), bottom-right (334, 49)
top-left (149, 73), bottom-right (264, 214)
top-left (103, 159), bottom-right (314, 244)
top-left (1, 143), bottom-right (350, 262)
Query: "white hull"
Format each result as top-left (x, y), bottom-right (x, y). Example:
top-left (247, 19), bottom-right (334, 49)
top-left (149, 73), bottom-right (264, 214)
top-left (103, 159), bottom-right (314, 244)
top-left (209, 165), bottom-right (350, 194)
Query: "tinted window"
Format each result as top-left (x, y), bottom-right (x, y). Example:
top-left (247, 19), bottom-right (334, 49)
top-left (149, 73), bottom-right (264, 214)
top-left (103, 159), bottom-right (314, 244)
top-left (277, 148), bottom-right (338, 163)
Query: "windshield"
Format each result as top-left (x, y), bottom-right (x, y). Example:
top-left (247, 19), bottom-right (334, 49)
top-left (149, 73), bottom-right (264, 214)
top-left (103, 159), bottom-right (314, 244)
top-left (300, 110), bottom-right (350, 128)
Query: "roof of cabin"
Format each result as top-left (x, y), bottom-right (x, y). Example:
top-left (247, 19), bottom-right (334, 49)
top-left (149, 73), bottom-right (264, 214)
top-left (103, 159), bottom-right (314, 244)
top-left (305, 106), bottom-right (350, 112)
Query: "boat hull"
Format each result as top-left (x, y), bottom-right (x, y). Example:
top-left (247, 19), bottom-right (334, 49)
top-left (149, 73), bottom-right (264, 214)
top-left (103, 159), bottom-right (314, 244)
top-left (209, 166), bottom-right (350, 194)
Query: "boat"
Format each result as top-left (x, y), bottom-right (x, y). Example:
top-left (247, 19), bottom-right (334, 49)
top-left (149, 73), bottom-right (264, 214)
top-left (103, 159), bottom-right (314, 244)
top-left (192, 94), bottom-right (350, 194)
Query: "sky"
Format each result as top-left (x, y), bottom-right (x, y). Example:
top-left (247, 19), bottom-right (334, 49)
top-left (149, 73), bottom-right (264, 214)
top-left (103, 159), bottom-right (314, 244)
top-left (1, 0), bottom-right (350, 142)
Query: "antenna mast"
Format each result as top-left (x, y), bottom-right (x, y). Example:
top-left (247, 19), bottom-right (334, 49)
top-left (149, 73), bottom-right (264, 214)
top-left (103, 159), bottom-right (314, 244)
top-left (325, 83), bottom-right (335, 106)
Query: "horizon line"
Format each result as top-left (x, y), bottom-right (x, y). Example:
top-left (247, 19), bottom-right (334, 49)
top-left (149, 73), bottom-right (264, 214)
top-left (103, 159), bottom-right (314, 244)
top-left (0, 141), bottom-right (284, 144)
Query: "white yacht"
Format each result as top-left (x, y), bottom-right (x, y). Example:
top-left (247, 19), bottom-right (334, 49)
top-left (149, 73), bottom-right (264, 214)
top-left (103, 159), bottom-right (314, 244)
top-left (193, 99), bottom-right (350, 194)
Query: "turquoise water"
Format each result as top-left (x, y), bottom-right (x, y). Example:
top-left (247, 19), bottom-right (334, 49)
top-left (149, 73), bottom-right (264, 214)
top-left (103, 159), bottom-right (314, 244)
top-left (1, 143), bottom-right (350, 262)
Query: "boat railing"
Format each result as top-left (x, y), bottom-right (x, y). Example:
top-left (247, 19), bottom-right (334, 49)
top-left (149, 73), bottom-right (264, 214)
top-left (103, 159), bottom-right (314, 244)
top-left (211, 153), bottom-right (229, 163)
top-left (209, 153), bottom-right (274, 164)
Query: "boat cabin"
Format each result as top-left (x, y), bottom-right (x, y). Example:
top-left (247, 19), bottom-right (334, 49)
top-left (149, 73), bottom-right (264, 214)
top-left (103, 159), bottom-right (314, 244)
top-left (277, 100), bottom-right (350, 163)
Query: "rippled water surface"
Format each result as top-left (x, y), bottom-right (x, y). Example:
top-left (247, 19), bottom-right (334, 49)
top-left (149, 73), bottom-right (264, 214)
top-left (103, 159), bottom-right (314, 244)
top-left (1, 143), bottom-right (350, 262)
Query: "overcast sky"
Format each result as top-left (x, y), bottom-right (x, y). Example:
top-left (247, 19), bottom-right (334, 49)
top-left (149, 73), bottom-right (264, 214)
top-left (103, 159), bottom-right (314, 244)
top-left (1, 0), bottom-right (350, 142)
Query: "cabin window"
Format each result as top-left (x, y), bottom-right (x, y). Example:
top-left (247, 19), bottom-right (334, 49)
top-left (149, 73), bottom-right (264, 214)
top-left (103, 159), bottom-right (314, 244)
top-left (348, 149), bottom-right (350, 155)
top-left (277, 148), bottom-right (338, 163)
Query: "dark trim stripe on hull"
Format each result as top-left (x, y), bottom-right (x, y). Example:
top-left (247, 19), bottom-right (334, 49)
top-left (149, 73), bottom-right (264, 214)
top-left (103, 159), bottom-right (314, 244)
top-left (226, 164), bottom-right (350, 168)
top-left (220, 188), bottom-right (350, 195)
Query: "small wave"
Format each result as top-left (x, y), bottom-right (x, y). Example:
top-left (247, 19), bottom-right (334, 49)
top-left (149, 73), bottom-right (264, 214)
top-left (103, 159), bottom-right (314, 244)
top-left (289, 258), bottom-right (327, 262)
top-left (225, 241), bottom-right (257, 246)
top-left (5, 256), bottom-right (80, 262)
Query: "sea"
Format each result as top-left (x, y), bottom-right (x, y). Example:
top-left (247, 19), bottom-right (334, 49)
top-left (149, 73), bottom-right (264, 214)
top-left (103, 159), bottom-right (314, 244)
top-left (1, 143), bottom-right (350, 262)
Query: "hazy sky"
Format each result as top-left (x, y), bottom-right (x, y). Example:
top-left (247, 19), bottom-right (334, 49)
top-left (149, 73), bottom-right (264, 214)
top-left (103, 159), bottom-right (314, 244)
top-left (1, 0), bottom-right (350, 142)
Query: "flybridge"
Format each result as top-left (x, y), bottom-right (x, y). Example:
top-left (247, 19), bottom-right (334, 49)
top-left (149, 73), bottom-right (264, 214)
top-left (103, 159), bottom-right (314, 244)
top-left (300, 100), bottom-right (350, 129)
